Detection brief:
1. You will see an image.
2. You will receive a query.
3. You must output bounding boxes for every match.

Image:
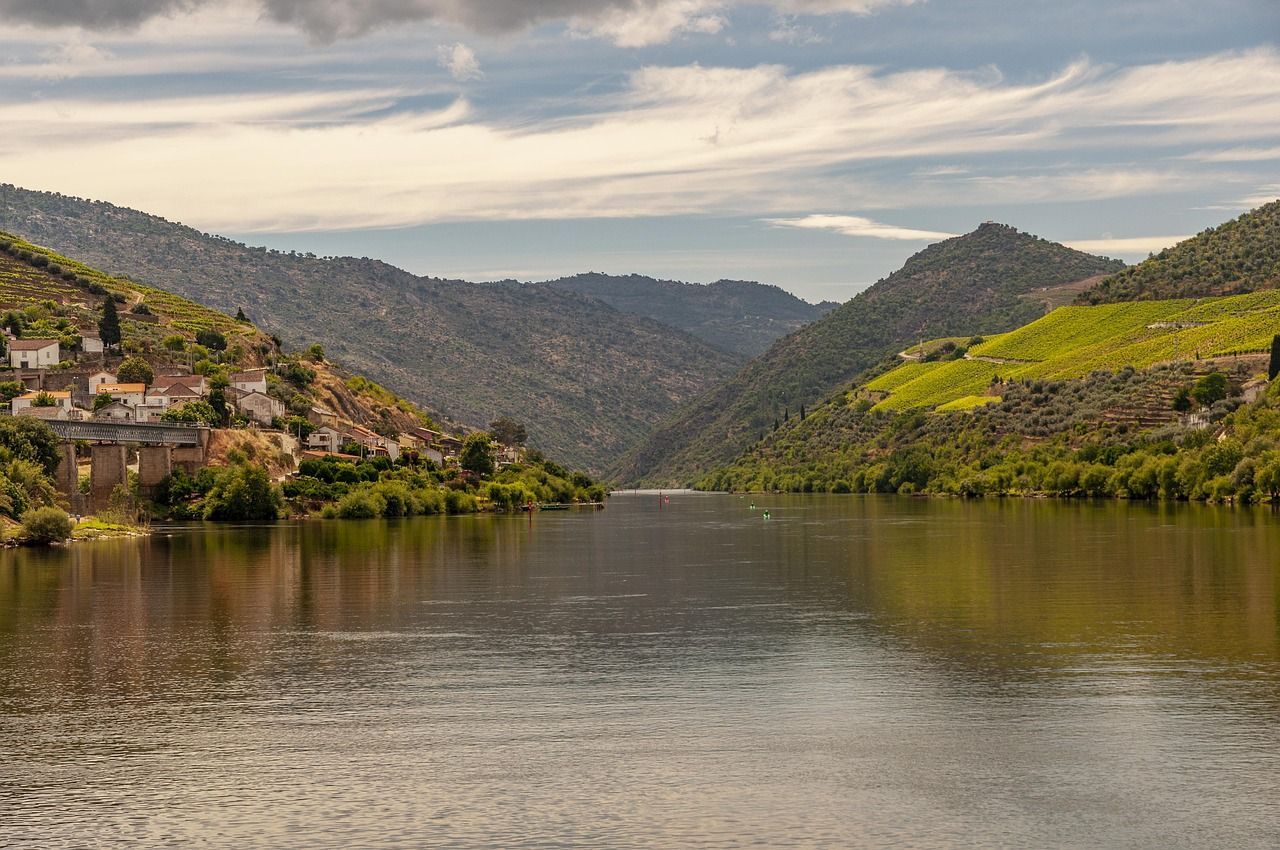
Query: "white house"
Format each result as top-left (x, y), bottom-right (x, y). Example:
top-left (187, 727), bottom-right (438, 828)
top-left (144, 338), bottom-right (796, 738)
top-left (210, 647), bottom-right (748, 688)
top-left (12, 390), bottom-right (73, 414)
top-left (88, 370), bottom-right (117, 389)
top-left (9, 339), bottom-right (60, 369)
top-left (80, 333), bottom-right (104, 355)
top-left (146, 383), bottom-right (201, 408)
top-left (306, 426), bottom-right (343, 453)
top-left (235, 390), bottom-right (284, 426)
top-left (231, 370), bottom-right (268, 395)
top-left (96, 383), bottom-right (147, 407)
top-left (93, 400), bottom-right (135, 422)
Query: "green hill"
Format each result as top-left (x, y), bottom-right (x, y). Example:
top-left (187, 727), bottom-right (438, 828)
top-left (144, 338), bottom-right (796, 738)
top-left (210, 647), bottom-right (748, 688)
top-left (544, 273), bottom-right (835, 358)
top-left (0, 184), bottom-right (740, 474)
top-left (612, 223), bottom-right (1125, 486)
top-left (1080, 199), bottom-right (1280, 303)
top-left (862, 290), bottom-right (1280, 413)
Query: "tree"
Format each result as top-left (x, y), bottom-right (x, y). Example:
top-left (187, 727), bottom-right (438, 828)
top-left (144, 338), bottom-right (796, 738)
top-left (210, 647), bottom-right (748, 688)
top-left (235, 307), bottom-right (248, 322)
top-left (30, 391), bottom-right (57, 408)
top-left (0, 417), bottom-right (62, 476)
top-left (116, 356), bottom-right (154, 386)
top-left (195, 329), bottom-right (227, 351)
top-left (161, 401), bottom-right (219, 424)
top-left (91, 391), bottom-right (114, 411)
top-left (488, 416), bottom-right (527, 446)
top-left (98, 297), bottom-right (121, 350)
top-left (306, 343), bottom-right (325, 363)
top-left (1269, 334), bottom-right (1280, 382)
top-left (0, 382), bottom-right (24, 403)
top-left (459, 432), bottom-right (495, 477)
top-left (202, 464), bottom-right (282, 521)
top-left (1192, 372), bottom-right (1228, 407)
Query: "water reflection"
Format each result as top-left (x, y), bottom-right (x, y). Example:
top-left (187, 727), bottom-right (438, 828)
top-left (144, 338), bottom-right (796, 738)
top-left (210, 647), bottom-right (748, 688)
top-left (2, 497), bottom-right (1279, 847)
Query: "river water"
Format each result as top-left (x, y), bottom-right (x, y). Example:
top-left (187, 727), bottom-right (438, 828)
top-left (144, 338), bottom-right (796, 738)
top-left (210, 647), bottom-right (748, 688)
top-left (2, 494), bottom-right (1279, 847)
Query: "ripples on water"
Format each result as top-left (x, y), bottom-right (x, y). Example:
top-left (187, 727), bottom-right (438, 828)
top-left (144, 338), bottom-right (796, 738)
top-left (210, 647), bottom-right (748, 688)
top-left (2, 495), bottom-right (1279, 847)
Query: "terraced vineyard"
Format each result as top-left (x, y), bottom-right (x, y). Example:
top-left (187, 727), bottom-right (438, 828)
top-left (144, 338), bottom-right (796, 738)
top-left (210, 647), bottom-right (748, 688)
top-left (867, 290), bottom-right (1280, 411)
top-left (0, 231), bottom-right (261, 358)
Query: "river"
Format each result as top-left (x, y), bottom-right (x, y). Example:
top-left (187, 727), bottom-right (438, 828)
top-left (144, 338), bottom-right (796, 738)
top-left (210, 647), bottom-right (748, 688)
top-left (2, 494), bottom-right (1279, 847)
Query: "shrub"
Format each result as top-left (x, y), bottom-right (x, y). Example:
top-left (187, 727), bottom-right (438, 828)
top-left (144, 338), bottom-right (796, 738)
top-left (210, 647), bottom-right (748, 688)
top-left (335, 488), bottom-right (385, 518)
top-left (21, 506), bottom-right (72, 543)
top-left (196, 329), bottom-right (227, 351)
top-left (202, 464), bottom-right (282, 521)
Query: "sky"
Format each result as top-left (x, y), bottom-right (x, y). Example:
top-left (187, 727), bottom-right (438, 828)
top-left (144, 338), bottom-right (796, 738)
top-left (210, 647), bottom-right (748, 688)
top-left (1, 1), bottom-right (1277, 303)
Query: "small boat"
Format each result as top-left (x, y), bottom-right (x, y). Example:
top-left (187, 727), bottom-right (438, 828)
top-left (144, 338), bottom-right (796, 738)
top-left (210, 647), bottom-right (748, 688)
top-left (538, 503), bottom-right (572, 511)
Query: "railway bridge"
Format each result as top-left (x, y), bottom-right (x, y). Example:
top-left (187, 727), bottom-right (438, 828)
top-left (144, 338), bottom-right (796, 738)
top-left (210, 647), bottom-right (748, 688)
top-left (46, 420), bottom-right (210, 512)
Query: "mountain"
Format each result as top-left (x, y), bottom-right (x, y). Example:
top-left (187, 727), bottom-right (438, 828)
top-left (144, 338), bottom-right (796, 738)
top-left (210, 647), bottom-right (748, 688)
top-left (613, 223), bottom-right (1126, 486)
top-left (1079, 200), bottom-right (1280, 303)
top-left (543, 273), bottom-right (836, 358)
top-left (0, 184), bottom-right (739, 474)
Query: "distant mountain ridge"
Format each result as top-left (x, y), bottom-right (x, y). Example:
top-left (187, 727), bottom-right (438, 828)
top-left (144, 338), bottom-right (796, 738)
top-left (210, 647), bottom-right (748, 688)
top-left (543, 273), bottom-right (836, 358)
top-left (1079, 200), bottom-right (1280, 303)
top-left (612, 223), bottom-right (1127, 486)
top-left (0, 184), bottom-right (752, 473)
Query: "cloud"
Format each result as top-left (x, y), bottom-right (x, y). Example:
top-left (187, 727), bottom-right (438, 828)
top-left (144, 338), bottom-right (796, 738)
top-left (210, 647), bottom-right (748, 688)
top-left (437, 42), bottom-right (483, 81)
top-left (0, 0), bottom-right (915, 45)
top-left (2, 50), bottom-right (1278, 232)
top-left (766, 214), bottom-right (956, 240)
top-left (1064, 235), bottom-right (1192, 256)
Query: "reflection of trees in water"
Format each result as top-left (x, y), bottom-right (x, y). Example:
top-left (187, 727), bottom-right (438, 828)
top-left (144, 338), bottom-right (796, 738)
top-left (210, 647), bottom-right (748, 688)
top-left (774, 496), bottom-right (1280, 673)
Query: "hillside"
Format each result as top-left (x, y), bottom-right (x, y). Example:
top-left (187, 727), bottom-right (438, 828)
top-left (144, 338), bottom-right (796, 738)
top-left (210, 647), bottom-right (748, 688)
top-left (0, 231), bottom-right (438, 438)
top-left (0, 184), bottom-right (740, 473)
top-left (1080, 200), bottom-right (1280, 303)
top-left (864, 291), bottom-right (1280, 413)
top-left (543, 273), bottom-right (835, 358)
top-left (613, 223), bottom-right (1126, 486)
top-left (703, 279), bottom-right (1280, 498)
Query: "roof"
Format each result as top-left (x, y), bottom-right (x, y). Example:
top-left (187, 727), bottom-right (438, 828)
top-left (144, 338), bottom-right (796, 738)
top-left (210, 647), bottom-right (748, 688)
top-left (16, 390), bottom-right (71, 399)
top-left (18, 407), bottom-right (65, 419)
top-left (98, 383), bottom-right (147, 394)
top-left (9, 339), bottom-right (59, 351)
top-left (231, 370), bottom-right (266, 382)
top-left (151, 383), bottom-right (201, 396)
top-left (157, 374), bottom-right (203, 388)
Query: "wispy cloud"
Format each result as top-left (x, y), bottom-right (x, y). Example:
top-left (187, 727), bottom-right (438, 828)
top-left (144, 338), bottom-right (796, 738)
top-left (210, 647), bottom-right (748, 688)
top-left (766, 214), bottom-right (956, 240)
top-left (3, 50), bottom-right (1278, 231)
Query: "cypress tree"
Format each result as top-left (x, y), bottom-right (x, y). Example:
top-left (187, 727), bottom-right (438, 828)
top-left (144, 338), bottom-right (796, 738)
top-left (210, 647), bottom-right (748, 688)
top-left (1269, 334), bottom-right (1280, 381)
top-left (235, 307), bottom-right (248, 322)
top-left (98, 297), bottom-right (121, 350)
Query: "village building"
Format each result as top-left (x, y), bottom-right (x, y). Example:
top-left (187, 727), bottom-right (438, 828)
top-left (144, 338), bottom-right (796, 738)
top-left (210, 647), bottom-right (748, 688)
top-left (88, 370), bottom-right (117, 389)
top-left (147, 382), bottom-right (202, 408)
top-left (230, 369), bottom-right (268, 395)
top-left (93, 400), bottom-right (136, 422)
top-left (12, 390), bottom-right (74, 415)
top-left (17, 405), bottom-right (70, 421)
top-left (80, 333), bottom-right (104, 355)
top-left (305, 426), bottom-right (344, 454)
top-left (96, 383), bottom-right (148, 407)
top-left (155, 374), bottom-right (207, 396)
top-left (235, 390), bottom-right (285, 426)
top-left (9, 339), bottom-right (60, 369)
top-left (307, 405), bottom-right (339, 427)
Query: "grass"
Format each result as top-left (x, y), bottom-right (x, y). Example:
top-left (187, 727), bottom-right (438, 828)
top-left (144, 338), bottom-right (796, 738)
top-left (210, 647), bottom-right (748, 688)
top-left (869, 289), bottom-right (1280, 411)
top-left (935, 394), bottom-right (1001, 412)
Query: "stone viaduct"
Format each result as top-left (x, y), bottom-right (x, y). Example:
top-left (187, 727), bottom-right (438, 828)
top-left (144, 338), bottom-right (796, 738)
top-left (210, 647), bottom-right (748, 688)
top-left (45, 421), bottom-right (210, 513)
